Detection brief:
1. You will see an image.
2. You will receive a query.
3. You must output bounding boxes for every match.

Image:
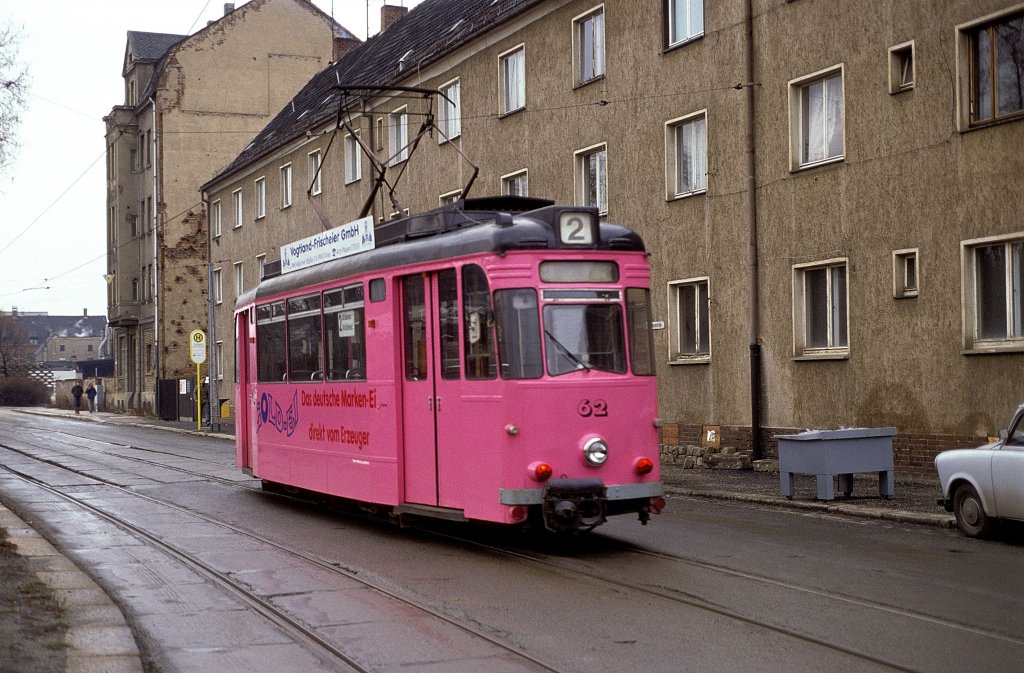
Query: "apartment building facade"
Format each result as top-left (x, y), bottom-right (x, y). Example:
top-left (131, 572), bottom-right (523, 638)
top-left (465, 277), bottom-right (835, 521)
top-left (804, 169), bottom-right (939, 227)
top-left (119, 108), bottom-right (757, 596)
top-left (104, 0), bottom-right (352, 414)
top-left (202, 0), bottom-right (1023, 471)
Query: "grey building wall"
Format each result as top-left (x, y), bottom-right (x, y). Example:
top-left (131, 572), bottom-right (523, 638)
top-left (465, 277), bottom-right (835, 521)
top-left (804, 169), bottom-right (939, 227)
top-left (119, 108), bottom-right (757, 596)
top-left (204, 0), bottom-right (1023, 465)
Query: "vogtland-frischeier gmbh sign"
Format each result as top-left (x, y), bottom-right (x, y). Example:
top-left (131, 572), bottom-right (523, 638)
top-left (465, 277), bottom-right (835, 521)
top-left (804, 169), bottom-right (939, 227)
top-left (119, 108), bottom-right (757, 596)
top-left (280, 216), bottom-right (375, 274)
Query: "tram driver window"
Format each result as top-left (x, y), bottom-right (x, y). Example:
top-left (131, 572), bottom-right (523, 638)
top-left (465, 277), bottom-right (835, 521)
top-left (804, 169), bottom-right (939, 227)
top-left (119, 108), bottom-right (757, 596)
top-left (287, 293), bottom-right (323, 381)
top-left (463, 265), bottom-right (496, 379)
top-left (494, 288), bottom-right (543, 379)
top-left (324, 284), bottom-right (366, 380)
top-left (256, 301), bottom-right (287, 382)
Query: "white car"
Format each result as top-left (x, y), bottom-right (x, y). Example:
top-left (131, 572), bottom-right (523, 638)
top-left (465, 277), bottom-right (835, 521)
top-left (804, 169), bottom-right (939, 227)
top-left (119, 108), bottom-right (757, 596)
top-left (936, 402), bottom-right (1024, 537)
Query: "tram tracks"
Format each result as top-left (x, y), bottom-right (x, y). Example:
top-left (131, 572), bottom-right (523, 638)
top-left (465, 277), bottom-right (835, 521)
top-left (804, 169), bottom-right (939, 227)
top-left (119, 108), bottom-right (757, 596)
top-left (1, 421), bottom-right (1018, 672)
top-left (0, 439), bottom-right (563, 673)
top-left (421, 528), bottom-right (1024, 673)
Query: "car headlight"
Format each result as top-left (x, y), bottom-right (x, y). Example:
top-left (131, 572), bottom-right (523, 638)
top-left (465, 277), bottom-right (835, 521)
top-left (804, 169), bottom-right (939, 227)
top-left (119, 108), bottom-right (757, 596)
top-left (583, 437), bottom-right (609, 466)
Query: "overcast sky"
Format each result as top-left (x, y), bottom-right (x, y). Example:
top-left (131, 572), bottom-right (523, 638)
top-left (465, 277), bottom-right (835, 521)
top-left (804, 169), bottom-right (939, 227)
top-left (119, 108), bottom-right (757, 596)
top-left (0, 0), bottom-right (420, 318)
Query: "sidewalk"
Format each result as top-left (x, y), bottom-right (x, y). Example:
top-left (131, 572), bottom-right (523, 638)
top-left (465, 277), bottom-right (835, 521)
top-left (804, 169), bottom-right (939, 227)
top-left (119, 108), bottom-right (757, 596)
top-left (661, 463), bottom-right (954, 528)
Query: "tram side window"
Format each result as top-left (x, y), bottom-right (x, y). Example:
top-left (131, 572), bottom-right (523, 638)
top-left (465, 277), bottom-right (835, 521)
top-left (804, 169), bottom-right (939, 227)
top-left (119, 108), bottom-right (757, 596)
top-left (439, 269), bottom-right (460, 380)
top-left (403, 275), bottom-right (428, 380)
top-left (256, 301), bottom-right (287, 382)
top-left (369, 277), bottom-right (386, 302)
top-left (324, 284), bottom-right (366, 381)
top-left (463, 265), bottom-right (496, 380)
top-left (287, 293), bottom-right (323, 381)
top-left (626, 288), bottom-right (656, 376)
top-left (494, 288), bottom-right (543, 379)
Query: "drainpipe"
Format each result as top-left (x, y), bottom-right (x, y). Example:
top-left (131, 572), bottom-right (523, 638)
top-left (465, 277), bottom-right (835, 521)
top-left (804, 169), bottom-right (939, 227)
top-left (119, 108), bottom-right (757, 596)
top-left (743, 0), bottom-right (763, 460)
top-left (203, 190), bottom-right (220, 432)
top-left (151, 96), bottom-right (161, 415)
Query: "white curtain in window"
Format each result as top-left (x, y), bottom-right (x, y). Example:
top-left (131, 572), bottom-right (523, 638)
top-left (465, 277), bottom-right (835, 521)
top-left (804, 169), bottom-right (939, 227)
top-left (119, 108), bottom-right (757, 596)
top-left (801, 74), bottom-right (843, 164)
top-left (677, 116), bottom-right (707, 194)
top-left (581, 11), bottom-right (602, 81)
top-left (671, 0), bottom-right (704, 44)
top-left (503, 50), bottom-right (524, 111)
top-left (1012, 242), bottom-right (1023, 337)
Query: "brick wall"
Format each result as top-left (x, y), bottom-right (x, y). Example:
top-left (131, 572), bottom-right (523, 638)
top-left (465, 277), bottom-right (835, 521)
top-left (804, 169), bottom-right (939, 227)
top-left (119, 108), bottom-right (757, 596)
top-left (660, 424), bottom-right (986, 478)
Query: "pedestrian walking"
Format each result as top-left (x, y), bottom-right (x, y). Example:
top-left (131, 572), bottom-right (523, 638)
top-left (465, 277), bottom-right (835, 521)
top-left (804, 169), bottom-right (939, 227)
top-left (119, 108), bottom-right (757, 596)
top-left (86, 383), bottom-right (97, 412)
top-left (71, 381), bottom-right (84, 414)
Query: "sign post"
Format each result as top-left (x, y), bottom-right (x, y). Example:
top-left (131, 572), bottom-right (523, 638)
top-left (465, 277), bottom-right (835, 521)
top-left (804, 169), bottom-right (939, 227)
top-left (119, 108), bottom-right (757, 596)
top-left (189, 329), bottom-right (207, 431)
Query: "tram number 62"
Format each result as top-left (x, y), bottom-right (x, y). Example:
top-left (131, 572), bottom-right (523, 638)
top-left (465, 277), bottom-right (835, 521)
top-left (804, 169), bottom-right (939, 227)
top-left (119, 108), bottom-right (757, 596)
top-left (577, 399), bottom-right (608, 417)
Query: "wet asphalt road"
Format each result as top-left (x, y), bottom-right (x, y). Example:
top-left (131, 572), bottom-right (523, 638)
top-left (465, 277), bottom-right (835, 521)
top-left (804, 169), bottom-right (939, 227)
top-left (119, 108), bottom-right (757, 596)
top-left (0, 409), bottom-right (1022, 673)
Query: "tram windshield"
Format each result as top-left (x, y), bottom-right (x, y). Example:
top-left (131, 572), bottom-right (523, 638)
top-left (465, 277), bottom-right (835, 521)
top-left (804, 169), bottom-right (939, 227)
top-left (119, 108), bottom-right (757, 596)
top-left (494, 286), bottom-right (654, 378)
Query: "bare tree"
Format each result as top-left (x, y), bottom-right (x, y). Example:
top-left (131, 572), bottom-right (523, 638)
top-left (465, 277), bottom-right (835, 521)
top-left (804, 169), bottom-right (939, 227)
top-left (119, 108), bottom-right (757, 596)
top-left (0, 22), bottom-right (29, 175)
top-left (0, 314), bottom-right (29, 379)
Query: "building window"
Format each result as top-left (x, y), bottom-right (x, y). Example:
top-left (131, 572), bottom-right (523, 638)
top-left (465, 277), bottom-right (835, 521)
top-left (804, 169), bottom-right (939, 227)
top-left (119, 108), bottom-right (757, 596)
top-left (893, 248), bottom-right (919, 298)
top-left (131, 278), bottom-right (139, 302)
top-left (439, 78), bottom-right (461, 141)
top-left (211, 200), bottom-right (222, 238)
top-left (254, 177), bottom-right (266, 219)
top-left (215, 341), bottom-right (224, 380)
top-left (499, 45), bottom-right (525, 115)
top-left (574, 7), bottom-right (605, 86)
top-left (308, 150), bottom-right (322, 196)
top-left (280, 164), bottom-right (292, 208)
top-left (575, 143), bottom-right (608, 215)
top-left (439, 190), bottom-right (462, 206)
top-left (232, 189), bottom-right (243, 228)
top-left (374, 117), bottom-right (384, 151)
top-left (345, 133), bottom-right (362, 184)
top-left (669, 277), bottom-right (710, 362)
top-left (256, 254), bottom-right (266, 281)
top-left (961, 235), bottom-right (1023, 352)
top-left (213, 268), bottom-right (223, 305)
top-left (502, 169), bottom-right (528, 197)
top-left (234, 261), bottom-right (243, 297)
top-left (888, 41), bottom-right (915, 94)
top-left (666, 111), bottom-right (707, 199)
top-left (793, 259), bottom-right (849, 358)
top-left (960, 10), bottom-right (1024, 127)
top-left (789, 67), bottom-right (844, 169)
top-left (88, 344), bottom-right (94, 352)
top-left (129, 148), bottom-right (138, 173)
top-left (130, 214), bottom-right (139, 237)
top-left (388, 106), bottom-right (408, 165)
top-left (666, 0), bottom-right (704, 48)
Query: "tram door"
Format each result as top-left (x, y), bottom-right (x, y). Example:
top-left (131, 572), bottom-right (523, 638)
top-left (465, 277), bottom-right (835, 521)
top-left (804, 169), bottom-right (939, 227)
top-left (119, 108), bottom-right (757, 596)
top-left (400, 270), bottom-right (462, 506)
top-left (236, 309), bottom-right (254, 471)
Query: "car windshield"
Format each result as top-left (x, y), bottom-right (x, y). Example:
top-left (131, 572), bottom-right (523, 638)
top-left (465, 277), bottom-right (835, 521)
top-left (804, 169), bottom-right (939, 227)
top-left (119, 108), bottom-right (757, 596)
top-left (1007, 410), bottom-right (1024, 447)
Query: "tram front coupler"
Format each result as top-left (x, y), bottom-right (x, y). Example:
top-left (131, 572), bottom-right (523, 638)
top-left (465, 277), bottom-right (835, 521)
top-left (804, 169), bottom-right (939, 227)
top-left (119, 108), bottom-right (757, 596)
top-left (541, 478), bottom-right (607, 533)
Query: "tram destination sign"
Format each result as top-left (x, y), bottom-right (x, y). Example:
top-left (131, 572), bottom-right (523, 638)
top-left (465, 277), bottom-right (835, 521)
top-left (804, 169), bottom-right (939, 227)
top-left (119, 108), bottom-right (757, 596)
top-left (280, 216), bottom-right (375, 274)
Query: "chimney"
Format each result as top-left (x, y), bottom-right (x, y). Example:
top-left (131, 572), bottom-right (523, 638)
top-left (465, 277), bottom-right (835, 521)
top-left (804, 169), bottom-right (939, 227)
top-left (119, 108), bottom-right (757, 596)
top-left (224, 3), bottom-right (235, 16)
top-left (332, 36), bottom-right (360, 62)
top-left (380, 4), bottom-right (408, 33)
top-left (83, 308), bottom-right (88, 318)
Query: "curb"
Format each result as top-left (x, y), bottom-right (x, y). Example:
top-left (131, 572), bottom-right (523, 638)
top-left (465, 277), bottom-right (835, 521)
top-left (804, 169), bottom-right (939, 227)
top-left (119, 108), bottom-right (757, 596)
top-left (665, 486), bottom-right (957, 528)
top-left (0, 503), bottom-right (144, 673)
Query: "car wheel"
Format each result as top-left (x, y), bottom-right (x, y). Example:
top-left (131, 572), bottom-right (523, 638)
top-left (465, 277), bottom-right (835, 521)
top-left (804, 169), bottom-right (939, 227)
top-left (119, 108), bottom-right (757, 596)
top-left (953, 483), bottom-right (994, 538)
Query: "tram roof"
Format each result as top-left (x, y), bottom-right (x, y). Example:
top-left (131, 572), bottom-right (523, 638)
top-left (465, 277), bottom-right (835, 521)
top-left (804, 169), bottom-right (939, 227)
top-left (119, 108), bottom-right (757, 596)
top-left (237, 197), bottom-right (646, 307)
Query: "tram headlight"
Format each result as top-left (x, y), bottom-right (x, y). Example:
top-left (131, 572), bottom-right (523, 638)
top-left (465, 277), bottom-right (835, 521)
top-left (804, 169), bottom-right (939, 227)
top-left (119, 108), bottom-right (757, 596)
top-left (582, 437), bottom-right (609, 466)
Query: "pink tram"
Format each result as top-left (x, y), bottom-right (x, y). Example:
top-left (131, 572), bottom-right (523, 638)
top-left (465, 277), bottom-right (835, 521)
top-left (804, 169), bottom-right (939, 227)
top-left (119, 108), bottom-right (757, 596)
top-left (234, 197), bottom-right (664, 533)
